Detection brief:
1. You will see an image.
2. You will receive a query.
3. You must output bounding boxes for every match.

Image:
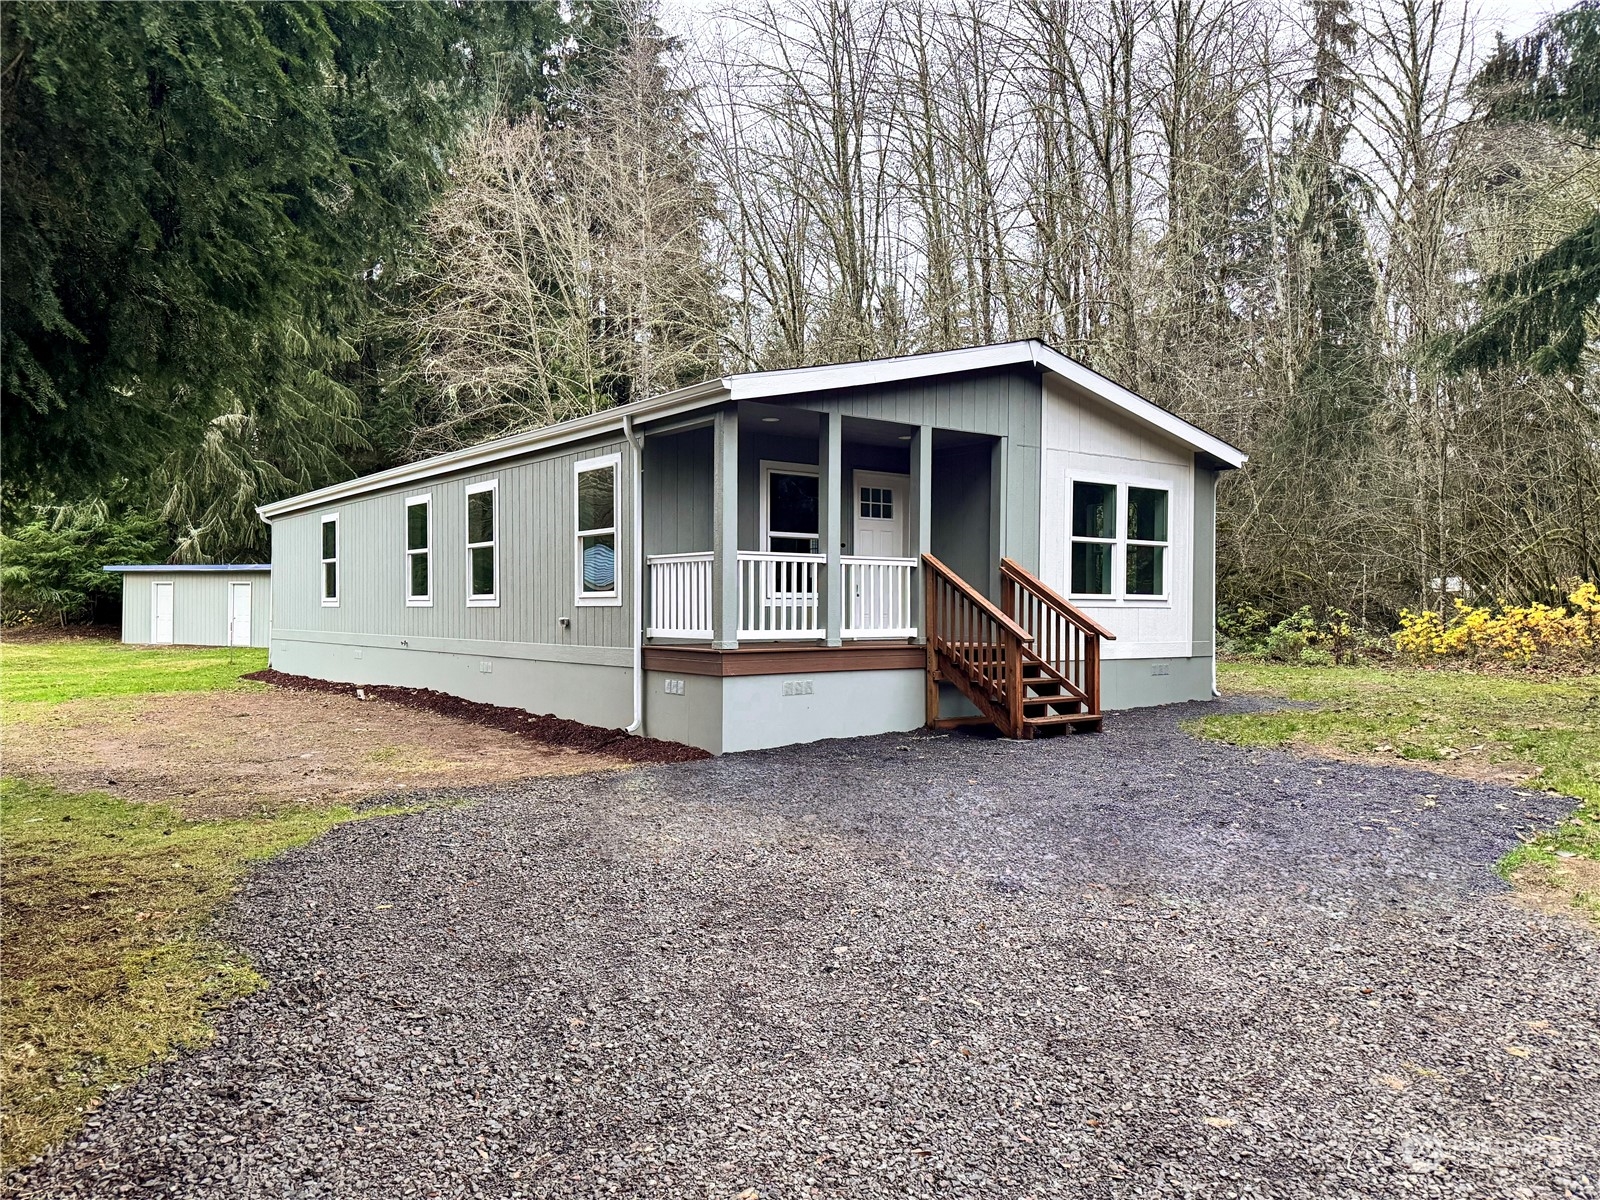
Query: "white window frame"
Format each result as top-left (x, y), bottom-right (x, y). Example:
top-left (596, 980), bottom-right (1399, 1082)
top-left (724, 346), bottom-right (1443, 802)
top-left (574, 453), bottom-right (623, 607)
top-left (1066, 476), bottom-right (1174, 605)
top-left (320, 513), bottom-right (340, 607)
top-left (1124, 483), bottom-right (1171, 602)
top-left (464, 480), bottom-right (499, 608)
top-left (758, 460), bottom-right (822, 553)
top-left (404, 492), bottom-right (433, 607)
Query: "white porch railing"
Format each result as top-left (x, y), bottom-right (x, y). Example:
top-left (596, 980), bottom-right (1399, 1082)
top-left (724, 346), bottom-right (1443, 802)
top-left (647, 551), bottom-right (919, 641)
top-left (738, 551), bottom-right (824, 639)
top-left (646, 552), bottom-right (713, 638)
top-left (842, 556), bottom-right (918, 638)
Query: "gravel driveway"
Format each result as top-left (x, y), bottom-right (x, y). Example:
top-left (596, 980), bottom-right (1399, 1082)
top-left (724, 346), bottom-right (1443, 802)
top-left (15, 701), bottom-right (1599, 1199)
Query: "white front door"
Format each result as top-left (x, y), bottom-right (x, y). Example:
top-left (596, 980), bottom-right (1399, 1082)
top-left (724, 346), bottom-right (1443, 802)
top-left (851, 471), bottom-right (910, 632)
top-left (228, 582), bottom-right (252, 647)
top-left (852, 471), bottom-right (909, 557)
top-left (151, 582), bottom-right (174, 644)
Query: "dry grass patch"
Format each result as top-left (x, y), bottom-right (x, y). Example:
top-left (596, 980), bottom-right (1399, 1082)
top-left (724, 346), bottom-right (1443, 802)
top-left (6, 686), bottom-right (626, 819)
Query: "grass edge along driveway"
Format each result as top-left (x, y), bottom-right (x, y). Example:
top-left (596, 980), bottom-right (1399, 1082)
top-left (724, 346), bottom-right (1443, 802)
top-left (1193, 660), bottom-right (1600, 921)
top-left (0, 637), bottom-right (397, 1172)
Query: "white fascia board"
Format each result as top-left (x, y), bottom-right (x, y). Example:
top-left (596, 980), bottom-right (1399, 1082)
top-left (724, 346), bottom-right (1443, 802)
top-left (1027, 343), bottom-right (1247, 469)
top-left (725, 342), bottom-right (1036, 401)
top-left (256, 380), bottom-right (730, 521)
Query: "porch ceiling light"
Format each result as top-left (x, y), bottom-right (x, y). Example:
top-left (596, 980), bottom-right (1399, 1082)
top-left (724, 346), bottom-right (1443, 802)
top-left (761, 416), bottom-right (780, 423)
top-left (898, 434), bottom-right (912, 440)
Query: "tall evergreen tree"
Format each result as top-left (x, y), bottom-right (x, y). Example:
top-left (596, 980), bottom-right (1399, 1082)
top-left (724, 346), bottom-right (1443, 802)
top-left (1446, 1), bottom-right (1600, 375)
top-left (1, 1), bottom-right (561, 556)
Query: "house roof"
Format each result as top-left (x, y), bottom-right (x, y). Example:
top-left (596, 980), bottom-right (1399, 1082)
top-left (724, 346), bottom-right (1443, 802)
top-left (257, 340), bottom-right (1246, 521)
top-left (102, 564), bottom-right (271, 573)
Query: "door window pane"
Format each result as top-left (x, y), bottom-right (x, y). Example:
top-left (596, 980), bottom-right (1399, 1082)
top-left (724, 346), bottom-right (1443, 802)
top-left (1128, 487), bottom-right (1168, 542)
top-left (1072, 482), bottom-right (1115, 539)
top-left (1071, 542), bottom-right (1112, 594)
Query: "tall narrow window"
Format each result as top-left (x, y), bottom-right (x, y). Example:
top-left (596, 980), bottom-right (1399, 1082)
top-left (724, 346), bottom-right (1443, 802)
top-left (576, 454), bottom-right (620, 605)
top-left (1070, 482), bottom-right (1115, 595)
top-left (762, 462), bottom-right (820, 553)
top-left (465, 481), bottom-right (498, 606)
top-left (320, 514), bottom-right (339, 606)
top-left (1126, 486), bottom-right (1169, 597)
top-left (406, 494), bottom-right (432, 606)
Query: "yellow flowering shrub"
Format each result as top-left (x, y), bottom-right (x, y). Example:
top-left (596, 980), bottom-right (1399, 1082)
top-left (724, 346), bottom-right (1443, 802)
top-left (1394, 582), bottom-right (1600, 665)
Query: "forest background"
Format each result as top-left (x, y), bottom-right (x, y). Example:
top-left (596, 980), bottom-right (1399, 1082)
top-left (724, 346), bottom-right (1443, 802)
top-left (2, 0), bottom-right (1596, 631)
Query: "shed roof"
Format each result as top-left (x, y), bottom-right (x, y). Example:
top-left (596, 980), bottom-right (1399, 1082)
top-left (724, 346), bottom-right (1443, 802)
top-left (102, 564), bottom-right (271, 574)
top-left (258, 340), bottom-right (1246, 521)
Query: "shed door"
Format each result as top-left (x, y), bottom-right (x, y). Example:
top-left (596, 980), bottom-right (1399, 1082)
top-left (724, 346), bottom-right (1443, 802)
top-left (152, 582), bottom-right (174, 644)
top-left (228, 582), bottom-right (252, 647)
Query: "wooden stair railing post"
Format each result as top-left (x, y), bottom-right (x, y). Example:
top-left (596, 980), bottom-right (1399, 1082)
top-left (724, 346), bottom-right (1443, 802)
top-left (1004, 626), bottom-right (1025, 737)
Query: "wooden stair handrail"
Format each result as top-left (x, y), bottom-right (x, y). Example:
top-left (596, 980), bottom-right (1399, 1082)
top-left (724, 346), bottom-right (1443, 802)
top-left (999, 558), bottom-right (1118, 641)
top-left (923, 554), bottom-right (1034, 646)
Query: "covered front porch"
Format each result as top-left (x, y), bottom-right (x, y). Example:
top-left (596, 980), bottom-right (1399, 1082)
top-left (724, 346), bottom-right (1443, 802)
top-left (641, 402), bottom-right (1001, 648)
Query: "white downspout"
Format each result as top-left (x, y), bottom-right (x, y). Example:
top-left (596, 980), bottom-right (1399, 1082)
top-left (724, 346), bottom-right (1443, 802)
top-left (623, 413), bottom-right (645, 733)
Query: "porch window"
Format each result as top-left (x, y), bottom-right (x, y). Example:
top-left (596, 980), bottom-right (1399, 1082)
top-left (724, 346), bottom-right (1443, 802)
top-left (465, 480), bottom-right (498, 606)
top-left (1126, 486), bottom-right (1168, 597)
top-left (406, 494), bottom-right (432, 606)
top-left (320, 514), bottom-right (339, 606)
top-left (576, 453), bottom-right (621, 605)
top-left (762, 462), bottom-right (819, 553)
top-left (1070, 482), bottom-right (1115, 595)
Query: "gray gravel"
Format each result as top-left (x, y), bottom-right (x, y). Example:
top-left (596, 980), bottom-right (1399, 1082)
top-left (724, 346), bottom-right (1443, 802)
top-left (14, 700), bottom-right (1600, 1199)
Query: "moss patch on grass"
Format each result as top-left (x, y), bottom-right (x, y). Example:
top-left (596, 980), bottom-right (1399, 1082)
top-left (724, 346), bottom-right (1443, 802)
top-left (0, 778), bottom-right (396, 1171)
top-left (1195, 662), bottom-right (1600, 919)
top-left (1, 638), bottom-right (268, 705)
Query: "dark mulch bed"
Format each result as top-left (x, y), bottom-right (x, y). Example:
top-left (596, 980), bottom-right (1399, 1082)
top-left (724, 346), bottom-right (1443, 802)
top-left (2, 622), bottom-right (120, 642)
top-left (242, 669), bottom-right (709, 764)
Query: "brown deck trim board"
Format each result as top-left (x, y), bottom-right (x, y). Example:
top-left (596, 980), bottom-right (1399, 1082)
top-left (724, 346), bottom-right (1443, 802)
top-left (643, 642), bottom-right (925, 677)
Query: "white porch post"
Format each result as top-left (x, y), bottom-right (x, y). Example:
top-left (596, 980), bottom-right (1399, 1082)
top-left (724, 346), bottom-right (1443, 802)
top-left (821, 411), bottom-right (844, 646)
top-left (712, 405), bottom-right (740, 649)
top-left (909, 423), bottom-right (933, 639)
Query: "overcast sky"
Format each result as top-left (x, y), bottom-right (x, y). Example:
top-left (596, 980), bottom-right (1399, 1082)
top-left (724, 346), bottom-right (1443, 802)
top-left (656, 0), bottom-right (1562, 56)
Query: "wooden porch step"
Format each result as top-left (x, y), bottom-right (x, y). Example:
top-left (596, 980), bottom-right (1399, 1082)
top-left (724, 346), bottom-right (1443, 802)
top-left (1024, 711), bottom-right (1103, 727)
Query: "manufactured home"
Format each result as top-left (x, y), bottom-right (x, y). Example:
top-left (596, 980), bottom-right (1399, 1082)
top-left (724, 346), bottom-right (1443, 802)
top-left (257, 342), bottom-right (1244, 755)
top-left (103, 564), bottom-right (271, 648)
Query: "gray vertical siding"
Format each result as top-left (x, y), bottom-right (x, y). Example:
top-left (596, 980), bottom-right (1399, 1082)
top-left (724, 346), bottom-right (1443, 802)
top-left (270, 436), bottom-right (634, 654)
top-left (818, 367), bottom-right (1043, 569)
top-left (643, 426), bottom-right (713, 554)
top-left (930, 443), bottom-right (995, 596)
top-left (118, 571), bottom-right (270, 647)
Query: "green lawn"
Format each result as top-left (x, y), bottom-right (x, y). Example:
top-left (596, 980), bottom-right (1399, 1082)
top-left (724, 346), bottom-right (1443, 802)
top-left (1196, 661), bottom-right (1600, 917)
top-left (1, 637), bottom-right (268, 705)
top-left (0, 634), bottom-right (374, 1171)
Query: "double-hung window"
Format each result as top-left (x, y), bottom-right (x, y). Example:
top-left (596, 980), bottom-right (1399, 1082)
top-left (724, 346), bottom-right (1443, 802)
top-left (1069, 480), bottom-right (1171, 600)
top-left (465, 481), bottom-right (498, 606)
top-left (320, 514), bottom-right (339, 606)
top-left (575, 454), bottom-right (620, 606)
top-left (1069, 482), bottom-right (1116, 595)
top-left (405, 494), bottom-right (432, 606)
top-left (1125, 486), bottom-right (1168, 597)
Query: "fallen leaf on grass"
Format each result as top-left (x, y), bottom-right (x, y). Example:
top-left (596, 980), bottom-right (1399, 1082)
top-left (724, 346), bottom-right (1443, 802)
top-left (1202, 1117), bottom-right (1236, 1128)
